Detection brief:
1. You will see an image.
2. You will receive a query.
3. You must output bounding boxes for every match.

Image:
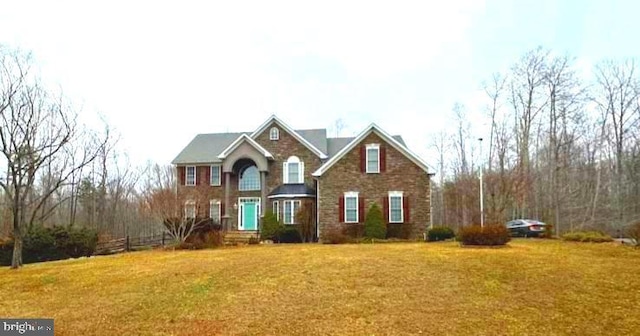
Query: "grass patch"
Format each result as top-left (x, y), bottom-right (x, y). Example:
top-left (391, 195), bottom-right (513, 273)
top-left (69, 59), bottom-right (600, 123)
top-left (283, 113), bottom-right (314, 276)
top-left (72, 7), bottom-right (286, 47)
top-left (1, 240), bottom-right (639, 335)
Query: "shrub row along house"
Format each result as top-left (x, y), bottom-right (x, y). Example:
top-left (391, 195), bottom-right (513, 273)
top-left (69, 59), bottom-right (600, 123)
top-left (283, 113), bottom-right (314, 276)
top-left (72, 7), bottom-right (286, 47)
top-left (171, 115), bottom-right (433, 241)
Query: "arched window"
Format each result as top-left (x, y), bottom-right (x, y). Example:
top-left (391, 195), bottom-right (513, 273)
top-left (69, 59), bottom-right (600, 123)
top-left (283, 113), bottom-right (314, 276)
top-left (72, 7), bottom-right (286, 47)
top-left (239, 165), bottom-right (260, 191)
top-left (283, 156), bottom-right (304, 184)
top-left (270, 127), bottom-right (279, 140)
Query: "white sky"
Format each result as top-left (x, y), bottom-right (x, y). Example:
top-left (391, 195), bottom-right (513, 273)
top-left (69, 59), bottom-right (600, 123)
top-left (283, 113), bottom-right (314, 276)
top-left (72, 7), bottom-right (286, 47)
top-left (1, 0), bottom-right (638, 172)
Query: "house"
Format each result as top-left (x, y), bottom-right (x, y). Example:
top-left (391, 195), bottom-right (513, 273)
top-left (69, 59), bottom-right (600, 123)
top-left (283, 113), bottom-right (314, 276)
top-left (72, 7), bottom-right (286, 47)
top-left (171, 115), bottom-right (433, 241)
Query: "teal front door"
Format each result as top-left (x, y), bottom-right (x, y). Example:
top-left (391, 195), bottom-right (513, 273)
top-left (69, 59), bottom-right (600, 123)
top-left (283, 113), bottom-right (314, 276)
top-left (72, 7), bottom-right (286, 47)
top-left (242, 202), bottom-right (257, 230)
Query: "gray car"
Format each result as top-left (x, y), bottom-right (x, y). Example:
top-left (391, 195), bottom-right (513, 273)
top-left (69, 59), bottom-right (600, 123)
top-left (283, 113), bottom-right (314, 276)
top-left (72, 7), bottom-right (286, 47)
top-left (506, 219), bottom-right (547, 237)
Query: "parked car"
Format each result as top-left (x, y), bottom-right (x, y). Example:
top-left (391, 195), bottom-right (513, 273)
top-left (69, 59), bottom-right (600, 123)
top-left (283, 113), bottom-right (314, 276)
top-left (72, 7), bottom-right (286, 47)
top-left (506, 219), bottom-right (547, 237)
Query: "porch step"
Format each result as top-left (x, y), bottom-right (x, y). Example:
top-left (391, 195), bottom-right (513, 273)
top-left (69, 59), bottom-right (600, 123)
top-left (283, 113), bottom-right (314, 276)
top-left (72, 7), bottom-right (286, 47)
top-left (224, 230), bottom-right (259, 245)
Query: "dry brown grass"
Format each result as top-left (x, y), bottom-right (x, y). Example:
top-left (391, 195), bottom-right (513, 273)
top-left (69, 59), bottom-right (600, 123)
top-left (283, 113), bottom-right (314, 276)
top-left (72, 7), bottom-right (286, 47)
top-left (1, 240), bottom-right (639, 335)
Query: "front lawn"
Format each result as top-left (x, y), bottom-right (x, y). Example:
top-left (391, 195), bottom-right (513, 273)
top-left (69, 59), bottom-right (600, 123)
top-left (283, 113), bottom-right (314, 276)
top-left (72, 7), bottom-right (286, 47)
top-left (1, 240), bottom-right (638, 335)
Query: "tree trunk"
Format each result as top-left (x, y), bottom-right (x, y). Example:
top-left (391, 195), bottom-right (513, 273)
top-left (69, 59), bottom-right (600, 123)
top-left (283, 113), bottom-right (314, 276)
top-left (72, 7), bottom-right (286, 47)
top-left (11, 214), bottom-right (23, 269)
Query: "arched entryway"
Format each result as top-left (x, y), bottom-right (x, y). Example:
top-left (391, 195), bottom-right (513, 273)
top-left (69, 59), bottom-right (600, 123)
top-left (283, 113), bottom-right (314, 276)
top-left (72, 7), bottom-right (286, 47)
top-left (233, 159), bottom-right (262, 231)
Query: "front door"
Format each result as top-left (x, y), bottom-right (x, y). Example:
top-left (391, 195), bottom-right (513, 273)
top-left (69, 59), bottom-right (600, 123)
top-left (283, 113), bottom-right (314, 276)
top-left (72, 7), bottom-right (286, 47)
top-left (239, 198), bottom-right (260, 230)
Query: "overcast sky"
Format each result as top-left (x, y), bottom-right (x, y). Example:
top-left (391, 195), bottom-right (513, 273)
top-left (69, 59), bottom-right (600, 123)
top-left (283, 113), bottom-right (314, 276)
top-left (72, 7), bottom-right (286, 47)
top-left (1, 0), bottom-right (639, 168)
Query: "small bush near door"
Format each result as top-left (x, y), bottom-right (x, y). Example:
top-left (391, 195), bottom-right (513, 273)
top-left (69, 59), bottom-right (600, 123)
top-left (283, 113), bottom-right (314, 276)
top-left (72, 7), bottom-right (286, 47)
top-left (278, 227), bottom-right (302, 243)
top-left (458, 224), bottom-right (510, 246)
top-left (427, 226), bottom-right (455, 241)
top-left (260, 210), bottom-right (284, 242)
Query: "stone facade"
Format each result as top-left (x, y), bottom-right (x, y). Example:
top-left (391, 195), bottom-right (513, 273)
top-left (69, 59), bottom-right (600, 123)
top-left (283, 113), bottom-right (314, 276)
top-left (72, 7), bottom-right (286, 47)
top-left (317, 132), bottom-right (431, 240)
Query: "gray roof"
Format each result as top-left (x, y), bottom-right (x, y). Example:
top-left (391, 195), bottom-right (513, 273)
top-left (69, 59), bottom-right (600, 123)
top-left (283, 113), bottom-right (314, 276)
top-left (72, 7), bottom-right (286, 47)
top-left (172, 132), bottom-right (247, 164)
top-left (268, 184), bottom-right (316, 198)
top-left (296, 129), bottom-right (327, 154)
top-left (172, 128), bottom-right (406, 164)
top-left (326, 135), bottom-right (406, 157)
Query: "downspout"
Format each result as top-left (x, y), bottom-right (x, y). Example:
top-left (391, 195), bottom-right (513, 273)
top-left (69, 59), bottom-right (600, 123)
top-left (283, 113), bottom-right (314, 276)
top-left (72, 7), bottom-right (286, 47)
top-left (316, 177), bottom-right (320, 241)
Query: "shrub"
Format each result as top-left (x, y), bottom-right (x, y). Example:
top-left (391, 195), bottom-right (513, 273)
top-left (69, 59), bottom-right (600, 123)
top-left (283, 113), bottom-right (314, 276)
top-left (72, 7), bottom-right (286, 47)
top-left (427, 226), bottom-right (455, 241)
top-left (52, 226), bottom-right (98, 258)
top-left (186, 225), bottom-right (223, 248)
top-left (322, 226), bottom-right (350, 244)
top-left (457, 224), bottom-right (510, 246)
top-left (562, 231), bottom-right (613, 243)
top-left (626, 222), bottom-right (640, 247)
top-left (278, 226), bottom-right (302, 243)
top-left (364, 203), bottom-right (386, 239)
top-left (0, 226), bottom-right (98, 266)
top-left (261, 210), bottom-right (284, 242)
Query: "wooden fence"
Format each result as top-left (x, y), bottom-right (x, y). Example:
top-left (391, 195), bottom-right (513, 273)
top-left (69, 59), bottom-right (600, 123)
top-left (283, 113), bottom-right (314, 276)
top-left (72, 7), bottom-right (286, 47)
top-left (95, 232), bottom-right (169, 255)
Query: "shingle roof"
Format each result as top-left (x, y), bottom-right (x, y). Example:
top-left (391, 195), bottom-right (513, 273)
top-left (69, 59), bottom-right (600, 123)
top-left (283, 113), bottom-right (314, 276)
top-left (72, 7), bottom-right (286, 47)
top-left (296, 129), bottom-right (328, 155)
top-left (267, 184), bottom-right (316, 198)
top-left (171, 132), bottom-right (247, 164)
top-left (172, 126), bottom-right (407, 165)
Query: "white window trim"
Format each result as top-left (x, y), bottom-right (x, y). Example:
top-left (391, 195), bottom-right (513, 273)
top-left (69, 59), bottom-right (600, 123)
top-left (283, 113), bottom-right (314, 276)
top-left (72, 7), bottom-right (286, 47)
top-left (185, 166), bottom-right (196, 186)
top-left (210, 165), bottom-right (221, 186)
top-left (366, 144), bottom-right (380, 174)
top-left (209, 200), bottom-right (221, 222)
top-left (283, 200), bottom-right (301, 225)
top-left (184, 200), bottom-right (196, 218)
top-left (388, 191), bottom-right (404, 223)
top-left (270, 127), bottom-right (279, 140)
top-left (344, 191), bottom-right (359, 223)
top-left (238, 165), bottom-right (261, 191)
top-left (273, 201), bottom-right (280, 221)
top-left (283, 156), bottom-right (304, 184)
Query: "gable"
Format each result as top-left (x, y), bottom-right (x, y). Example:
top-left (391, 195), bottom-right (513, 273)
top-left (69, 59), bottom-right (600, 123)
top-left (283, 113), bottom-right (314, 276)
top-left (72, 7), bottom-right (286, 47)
top-left (251, 115), bottom-right (328, 159)
top-left (312, 124), bottom-right (432, 177)
top-left (217, 134), bottom-right (273, 159)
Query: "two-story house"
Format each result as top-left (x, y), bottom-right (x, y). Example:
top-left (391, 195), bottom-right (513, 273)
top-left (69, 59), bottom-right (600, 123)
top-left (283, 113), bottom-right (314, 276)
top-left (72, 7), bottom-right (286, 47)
top-left (171, 115), bottom-right (433, 241)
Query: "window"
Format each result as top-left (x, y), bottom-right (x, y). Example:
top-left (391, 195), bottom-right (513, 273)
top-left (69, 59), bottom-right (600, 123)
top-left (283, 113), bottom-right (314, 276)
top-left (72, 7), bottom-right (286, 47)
top-left (209, 200), bottom-right (221, 223)
top-left (283, 156), bottom-right (304, 184)
top-left (273, 201), bottom-right (280, 221)
top-left (389, 191), bottom-right (403, 223)
top-left (239, 165), bottom-right (260, 191)
top-left (366, 144), bottom-right (380, 173)
top-left (210, 165), bottom-right (221, 186)
top-left (283, 200), bottom-right (300, 224)
top-left (270, 127), bottom-right (279, 140)
top-left (185, 166), bottom-right (196, 185)
top-left (184, 201), bottom-right (196, 218)
top-left (344, 192), bottom-right (359, 223)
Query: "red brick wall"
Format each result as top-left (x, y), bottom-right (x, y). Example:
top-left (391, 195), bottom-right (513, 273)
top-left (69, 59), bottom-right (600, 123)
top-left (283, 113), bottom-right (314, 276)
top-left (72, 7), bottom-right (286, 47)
top-left (253, 124), bottom-right (324, 194)
top-left (318, 132), bottom-right (431, 239)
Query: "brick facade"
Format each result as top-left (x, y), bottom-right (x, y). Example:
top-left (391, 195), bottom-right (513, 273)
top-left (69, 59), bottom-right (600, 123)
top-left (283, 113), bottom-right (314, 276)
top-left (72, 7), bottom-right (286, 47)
top-left (317, 132), bottom-right (431, 240)
top-left (177, 122), bottom-right (323, 230)
top-left (253, 124), bottom-right (323, 191)
top-left (174, 118), bottom-right (432, 240)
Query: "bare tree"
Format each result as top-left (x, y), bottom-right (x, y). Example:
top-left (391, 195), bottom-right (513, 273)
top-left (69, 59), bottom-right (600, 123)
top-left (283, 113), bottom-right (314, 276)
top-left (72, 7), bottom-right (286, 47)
top-left (140, 164), bottom-right (211, 244)
top-left (594, 59), bottom-right (640, 227)
top-left (0, 47), bottom-right (105, 268)
top-left (509, 46), bottom-right (549, 218)
top-left (332, 118), bottom-right (346, 137)
top-left (483, 72), bottom-right (507, 172)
